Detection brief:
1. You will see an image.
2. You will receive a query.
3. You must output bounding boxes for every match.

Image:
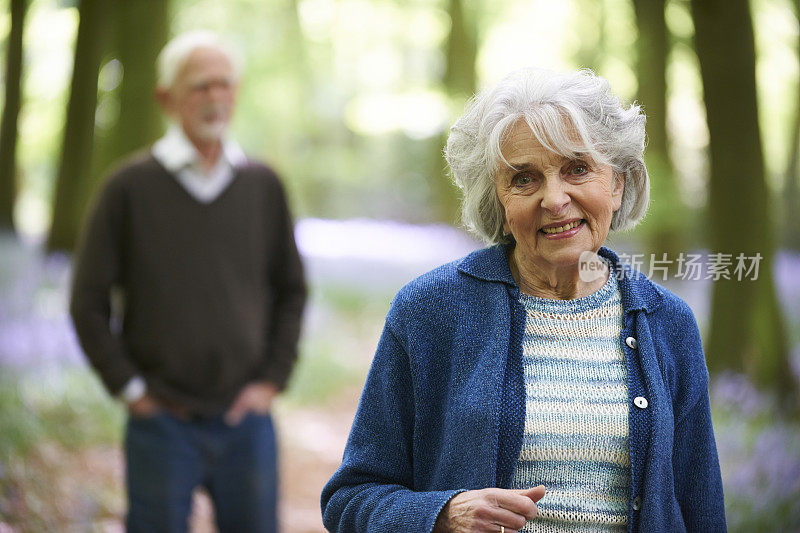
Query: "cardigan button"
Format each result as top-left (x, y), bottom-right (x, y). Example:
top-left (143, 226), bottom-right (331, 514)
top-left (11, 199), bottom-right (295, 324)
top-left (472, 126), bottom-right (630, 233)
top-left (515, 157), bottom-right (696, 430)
top-left (625, 336), bottom-right (638, 349)
top-left (633, 496), bottom-right (641, 511)
top-left (634, 396), bottom-right (648, 409)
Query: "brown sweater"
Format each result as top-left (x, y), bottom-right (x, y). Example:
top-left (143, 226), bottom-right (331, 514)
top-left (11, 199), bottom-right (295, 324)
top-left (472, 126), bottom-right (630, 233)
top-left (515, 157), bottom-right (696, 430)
top-left (70, 154), bottom-right (306, 414)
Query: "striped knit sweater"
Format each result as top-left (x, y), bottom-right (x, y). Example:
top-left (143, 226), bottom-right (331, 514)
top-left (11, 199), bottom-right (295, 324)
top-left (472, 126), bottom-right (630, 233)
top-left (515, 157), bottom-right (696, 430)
top-left (511, 269), bottom-right (630, 532)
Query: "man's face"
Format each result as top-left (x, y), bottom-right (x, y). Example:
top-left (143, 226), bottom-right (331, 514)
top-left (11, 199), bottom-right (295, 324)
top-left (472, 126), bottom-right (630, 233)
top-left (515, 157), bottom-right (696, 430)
top-left (163, 47), bottom-right (238, 142)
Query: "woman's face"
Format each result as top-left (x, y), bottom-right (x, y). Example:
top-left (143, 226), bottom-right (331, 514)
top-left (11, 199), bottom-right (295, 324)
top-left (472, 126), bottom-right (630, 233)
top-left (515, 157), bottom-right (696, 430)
top-left (494, 120), bottom-right (624, 272)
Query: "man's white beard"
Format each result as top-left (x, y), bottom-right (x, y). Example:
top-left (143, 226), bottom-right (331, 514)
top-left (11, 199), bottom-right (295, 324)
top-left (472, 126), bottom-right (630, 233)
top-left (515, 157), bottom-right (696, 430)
top-left (195, 119), bottom-right (228, 141)
top-left (194, 102), bottom-right (232, 141)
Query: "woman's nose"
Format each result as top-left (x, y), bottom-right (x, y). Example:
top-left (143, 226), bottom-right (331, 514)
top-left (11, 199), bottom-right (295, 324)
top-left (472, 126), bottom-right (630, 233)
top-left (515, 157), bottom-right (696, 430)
top-left (540, 178), bottom-right (570, 214)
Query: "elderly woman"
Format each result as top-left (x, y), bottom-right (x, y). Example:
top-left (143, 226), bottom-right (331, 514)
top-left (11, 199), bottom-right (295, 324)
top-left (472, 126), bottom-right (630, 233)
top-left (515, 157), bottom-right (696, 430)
top-left (321, 68), bottom-right (726, 533)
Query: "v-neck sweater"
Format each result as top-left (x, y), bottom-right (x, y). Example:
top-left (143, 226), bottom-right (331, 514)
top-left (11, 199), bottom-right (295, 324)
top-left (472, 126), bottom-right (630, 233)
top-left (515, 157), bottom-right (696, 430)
top-left (70, 153), bottom-right (306, 414)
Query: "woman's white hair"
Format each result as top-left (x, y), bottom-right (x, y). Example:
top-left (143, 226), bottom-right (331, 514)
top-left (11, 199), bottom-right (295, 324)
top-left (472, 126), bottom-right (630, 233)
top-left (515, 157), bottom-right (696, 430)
top-left (156, 31), bottom-right (242, 89)
top-left (444, 67), bottom-right (649, 244)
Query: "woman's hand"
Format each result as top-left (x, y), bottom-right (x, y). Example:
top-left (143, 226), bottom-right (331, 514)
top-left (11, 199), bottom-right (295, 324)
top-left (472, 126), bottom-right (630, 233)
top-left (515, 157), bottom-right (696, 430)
top-left (433, 486), bottom-right (546, 533)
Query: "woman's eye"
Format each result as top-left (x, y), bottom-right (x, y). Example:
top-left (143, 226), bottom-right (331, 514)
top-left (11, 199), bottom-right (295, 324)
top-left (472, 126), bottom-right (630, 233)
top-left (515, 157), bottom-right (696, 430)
top-left (571, 164), bottom-right (588, 175)
top-left (513, 174), bottom-right (533, 186)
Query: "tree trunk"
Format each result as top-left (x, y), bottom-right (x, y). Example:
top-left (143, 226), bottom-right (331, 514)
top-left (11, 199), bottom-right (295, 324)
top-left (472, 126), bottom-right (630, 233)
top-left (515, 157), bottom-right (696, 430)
top-left (0, 0), bottom-right (27, 232)
top-left (690, 0), bottom-right (794, 401)
top-left (48, 0), bottom-right (110, 252)
top-left (783, 0), bottom-right (800, 250)
top-left (632, 0), bottom-right (686, 259)
top-left (91, 0), bottom-right (169, 186)
top-left (443, 0), bottom-right (477, 98)
top-left (433, 0), bottom-right (478, 225)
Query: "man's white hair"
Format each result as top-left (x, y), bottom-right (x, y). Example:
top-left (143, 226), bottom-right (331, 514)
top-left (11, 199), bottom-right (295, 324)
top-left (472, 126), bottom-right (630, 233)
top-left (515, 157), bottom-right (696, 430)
top-left (445, 67), bottom-right (650, 245)
top-left (156, 30), bottom-right (242, 88)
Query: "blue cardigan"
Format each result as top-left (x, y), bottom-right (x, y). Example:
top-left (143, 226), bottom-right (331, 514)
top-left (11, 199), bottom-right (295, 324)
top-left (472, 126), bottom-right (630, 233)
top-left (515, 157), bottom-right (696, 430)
top-left (321, 245), bottom-right (726, 532)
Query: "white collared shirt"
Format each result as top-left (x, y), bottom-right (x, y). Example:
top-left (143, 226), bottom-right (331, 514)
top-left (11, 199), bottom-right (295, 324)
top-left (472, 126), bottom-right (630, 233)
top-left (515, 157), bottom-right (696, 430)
top-left (151, 124), bottom-right (248, 203)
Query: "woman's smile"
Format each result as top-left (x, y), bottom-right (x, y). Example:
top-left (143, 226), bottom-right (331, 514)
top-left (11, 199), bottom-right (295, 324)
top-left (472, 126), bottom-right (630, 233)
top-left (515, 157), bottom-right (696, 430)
top-left (540, 218), bottom-right (585, 239)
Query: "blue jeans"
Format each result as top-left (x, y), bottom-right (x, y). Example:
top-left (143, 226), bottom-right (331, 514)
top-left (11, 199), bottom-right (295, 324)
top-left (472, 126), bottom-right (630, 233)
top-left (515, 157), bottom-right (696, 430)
top-left (124, 411), bottom-right (278, 533)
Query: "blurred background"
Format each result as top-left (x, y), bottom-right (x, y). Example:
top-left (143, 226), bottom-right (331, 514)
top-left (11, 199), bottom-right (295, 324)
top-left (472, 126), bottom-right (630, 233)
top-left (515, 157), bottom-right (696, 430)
top-left (1, 0), bottom-right (799, 531)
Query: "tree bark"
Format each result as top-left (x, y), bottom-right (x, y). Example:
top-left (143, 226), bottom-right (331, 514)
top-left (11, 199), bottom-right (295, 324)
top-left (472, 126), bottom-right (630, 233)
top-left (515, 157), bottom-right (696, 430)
top-left (0, 0), bottom-right (27, 232)
top-left (92, 0), bottom-right (169, 186)
top-left (632, 0), bottom-right (686, 259)
top-left (48, 0), bottom-right (110, 252)
top-left (783, 0), bottom-right (800, 250)
top-left (443, 0), bottom-right (477, 98)
top-left (434, 0), bottom-right (478, 225)
top-left (690, 0), bottom-right (794, 400)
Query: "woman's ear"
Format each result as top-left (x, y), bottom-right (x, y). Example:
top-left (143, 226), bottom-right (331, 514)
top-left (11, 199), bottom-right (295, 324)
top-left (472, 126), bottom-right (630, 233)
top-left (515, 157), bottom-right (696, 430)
top-left (612, 172), bottom-right (625, 211)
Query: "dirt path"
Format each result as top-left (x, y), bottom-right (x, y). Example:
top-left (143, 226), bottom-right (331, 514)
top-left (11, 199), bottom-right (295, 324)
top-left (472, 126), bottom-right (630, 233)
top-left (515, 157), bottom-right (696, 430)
top-left (275, 390), bottom-right (360, 532)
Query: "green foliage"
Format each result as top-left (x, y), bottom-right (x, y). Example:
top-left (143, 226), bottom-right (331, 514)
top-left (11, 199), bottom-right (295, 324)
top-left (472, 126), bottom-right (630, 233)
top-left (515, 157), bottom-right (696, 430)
top-left (0, 368), bottom-right (123, 459)
top-left (282, 282), bottom-right (394, 406)
top-left (0, 368), bottom-right (124, 527)
top-left (282, 337), bottom-right (368, 406)
top-left (315, 282), bottom-right (394, 319)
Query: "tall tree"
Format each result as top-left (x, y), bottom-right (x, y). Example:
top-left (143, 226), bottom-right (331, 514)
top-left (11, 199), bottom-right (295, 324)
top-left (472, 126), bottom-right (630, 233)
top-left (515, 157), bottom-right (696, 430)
top-left (632, 0), bottom-right (686, 259)
top-left (92, 0), bottom-right (169, 187)
top-left (783, 0), bottom-right (800, 250)
top-left (691, 0), bottom-right (794, 400)
top-left (431, 0), bottom-right (478, 224)
top-left (442, 0), bottom-right (477, 98)
top-left (0, 0), bottom-right (27, 232)
top-left (48, 0), bottom-right (111, 252)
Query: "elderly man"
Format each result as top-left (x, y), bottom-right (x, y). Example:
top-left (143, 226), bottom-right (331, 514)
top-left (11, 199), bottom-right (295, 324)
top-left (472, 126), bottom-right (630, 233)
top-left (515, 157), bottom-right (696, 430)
top-left (70, 31), bottom-right (306, 532)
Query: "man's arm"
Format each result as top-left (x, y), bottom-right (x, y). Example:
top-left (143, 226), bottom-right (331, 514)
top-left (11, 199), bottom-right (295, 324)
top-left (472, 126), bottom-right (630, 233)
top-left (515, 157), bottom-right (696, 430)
top-left (259, 179), bottom-right (306, 390)
top-left (70, 177), bottom-right (139, 395)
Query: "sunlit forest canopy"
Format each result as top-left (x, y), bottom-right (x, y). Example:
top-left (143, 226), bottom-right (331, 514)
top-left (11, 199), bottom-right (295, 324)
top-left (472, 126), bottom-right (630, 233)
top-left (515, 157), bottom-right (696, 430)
top-left (0, 0), bottom-right (798, 241)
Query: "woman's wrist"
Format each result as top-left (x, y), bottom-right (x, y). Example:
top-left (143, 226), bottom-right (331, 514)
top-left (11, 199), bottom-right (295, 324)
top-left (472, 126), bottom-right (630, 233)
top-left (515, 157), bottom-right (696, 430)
top-left (432, 504), bottom-right (451, 533)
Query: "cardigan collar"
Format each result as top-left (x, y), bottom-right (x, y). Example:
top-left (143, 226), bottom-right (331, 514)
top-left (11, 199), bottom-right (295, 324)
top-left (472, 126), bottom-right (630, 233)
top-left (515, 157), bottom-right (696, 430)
top-left (456, 243), bottom-right (664, 314)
